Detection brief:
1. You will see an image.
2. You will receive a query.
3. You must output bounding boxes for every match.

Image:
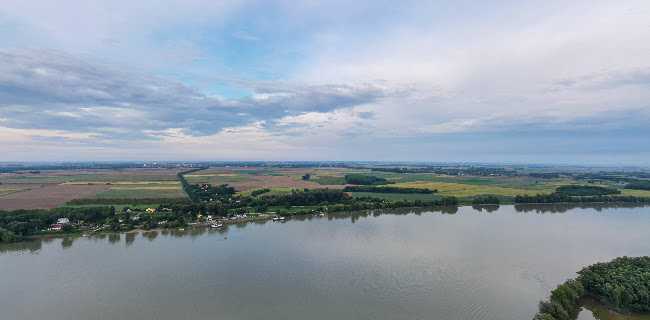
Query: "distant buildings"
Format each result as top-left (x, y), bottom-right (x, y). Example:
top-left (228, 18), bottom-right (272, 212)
top-left (146, 207), bottom-right (156, 213)
top-left (57, 218), bottom-right (70, 224)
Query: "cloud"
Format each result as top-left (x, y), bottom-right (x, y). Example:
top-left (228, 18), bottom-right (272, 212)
top-left (0, 48), bottom-right (388, 141)
top-left (232, 31), bottom-right (261, 41)
top-left (1, 1), bottom-right (650, 164)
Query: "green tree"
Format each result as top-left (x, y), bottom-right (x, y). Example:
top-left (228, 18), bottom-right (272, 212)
top-left (61, 224), bottom-right (74, 233)
top-left (538, 300), bottom-right (568, 320)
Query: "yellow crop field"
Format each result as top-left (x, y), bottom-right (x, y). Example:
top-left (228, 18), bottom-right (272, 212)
top-left (384, 181), bottom-right (553, 197)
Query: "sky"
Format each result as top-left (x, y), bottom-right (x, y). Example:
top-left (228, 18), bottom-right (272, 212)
top-left (0, 0), bottom-right (649, 165)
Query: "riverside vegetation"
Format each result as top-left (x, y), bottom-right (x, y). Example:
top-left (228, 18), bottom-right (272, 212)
top-left (533, 256), bottom-right (650, 320)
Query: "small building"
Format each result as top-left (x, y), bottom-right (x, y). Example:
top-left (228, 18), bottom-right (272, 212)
top-left (48, 224), bottom-right (62, 231)
top-left (118, 218), bottom-right (124, 223)
top-left (57, 218), bottom-right (70, 224)
top-left (146, 207), bottom-right (156, 213)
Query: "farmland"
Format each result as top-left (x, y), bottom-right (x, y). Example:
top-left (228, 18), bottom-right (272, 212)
top-left (0, 168), bottom-right (188, 210)
top-left (2, 163), bottom-right (650, 210)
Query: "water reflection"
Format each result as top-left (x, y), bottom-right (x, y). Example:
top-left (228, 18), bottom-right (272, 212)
top-left (570, 296), bottom-right (650, 320)
top-left (108, 233), bottom-right (120, 244)
top-left (125, 233), bottom-right (136, 246)
top-left (61, 237), bottom-right (75, 249)
top-left (515, 203), bottom-right (649, 214)
top-left (142, 231), bottom-right (158, 241)
top-left (0, 239), bottom-right (43, 254)
top-left (472, 205), bottom-right (500, 212)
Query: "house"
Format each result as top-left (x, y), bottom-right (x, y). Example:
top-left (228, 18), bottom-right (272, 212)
top-left (118, 218), bottom-right (124, 223)
top-left (146, 207), bottom-right (156, 213)
top-left (57, 218), bottom-right (70, 224)
top-left (48, 224), bottom-right (62, 231)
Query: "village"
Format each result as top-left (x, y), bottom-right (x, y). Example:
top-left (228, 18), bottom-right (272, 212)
top-left (45, 206), bottom-right (285, 236)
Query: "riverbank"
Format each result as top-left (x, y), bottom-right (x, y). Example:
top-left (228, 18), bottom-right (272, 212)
top-left (17, 202), bottom-right (650, 241)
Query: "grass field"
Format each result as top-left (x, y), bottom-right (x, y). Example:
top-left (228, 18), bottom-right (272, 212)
top-left (310, 175), bottom-right (347, 185)
top-left (619, 189), bottom-right (650, 197)
top-left (237, 187), bottom-right (295, 197)
top-left (384, 181), bottom-right (553, 197)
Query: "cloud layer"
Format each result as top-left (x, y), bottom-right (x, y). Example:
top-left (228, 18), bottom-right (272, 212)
top-left (1, 0), bottom-right (649, 164)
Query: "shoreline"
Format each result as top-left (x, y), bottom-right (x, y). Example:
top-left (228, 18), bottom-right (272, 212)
top-left (23, 201), bottom-right (649, 241)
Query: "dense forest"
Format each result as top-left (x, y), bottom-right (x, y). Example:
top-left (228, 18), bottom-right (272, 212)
top-left (344, 174), bottom-right (393, 185)
top-left (555, 185), bottom-right (621, 196)
top-left (625, 182), bottom-right (650, 191)
top-left (578, 256), bottom-right (650, 313)
top-left (343, 186), bottom-right (436, 194)
top-left (0, 206), bottom-right (115, 242)
top-left (472, 196), bottom-right (500, 205)
top-left (533, 256), bottom-right (650, 320)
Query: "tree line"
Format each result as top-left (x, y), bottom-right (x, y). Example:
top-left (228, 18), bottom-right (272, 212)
top-left (343, 186), bottom-right (437, 194)
top-left (515, 193), bottom-right (650, 204)
top-left (555, 185), bottom-right (621, 196)
top-left (472, 196), bottom-right (500, 205)
top-left (344, 174), bottom-right (394, 185)
top-left (625, 182), bottom-right (650, 191)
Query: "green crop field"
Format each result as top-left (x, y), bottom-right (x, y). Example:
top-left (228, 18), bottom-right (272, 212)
top-left (385, 181), bottom-right (554, 197)
top-left (310, 175), bottom-right (347, 185)
top-left (237, 187), bottom-right (295, 196)
top-left (0, 189), bottom-right (21, 196)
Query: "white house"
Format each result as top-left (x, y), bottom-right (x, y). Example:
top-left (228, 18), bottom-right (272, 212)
top-left (57, 218), bottom-right (70, 224)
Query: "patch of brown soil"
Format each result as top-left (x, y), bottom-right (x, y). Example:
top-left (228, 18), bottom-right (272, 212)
top-left (0, 184), bottom-right (111, 210)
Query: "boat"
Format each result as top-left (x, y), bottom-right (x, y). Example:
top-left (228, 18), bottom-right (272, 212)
top-left (272, 217), bottom-right (279, 221)
top-left (211, 223), bottom-right (223, 228)
top-left (278, 216), bottom-right (285, 221)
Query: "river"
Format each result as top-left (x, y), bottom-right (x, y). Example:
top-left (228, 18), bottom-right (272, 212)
top-left (1, 204), bottom-right (649, 320)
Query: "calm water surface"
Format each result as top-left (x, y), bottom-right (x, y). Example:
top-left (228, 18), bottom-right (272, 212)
top-left (1, 204), bottom-right (649, 320)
